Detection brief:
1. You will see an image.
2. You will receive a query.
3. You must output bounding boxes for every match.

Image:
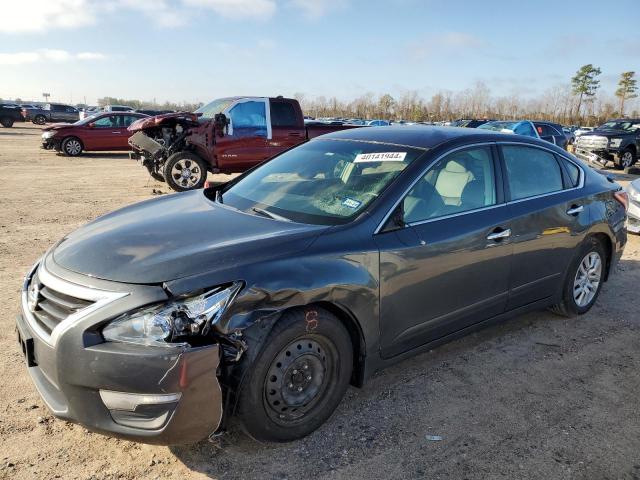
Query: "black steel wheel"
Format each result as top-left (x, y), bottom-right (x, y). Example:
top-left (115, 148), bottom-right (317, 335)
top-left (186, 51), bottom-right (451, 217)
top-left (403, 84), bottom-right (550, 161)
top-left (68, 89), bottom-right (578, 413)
top-left (236, 307), bottom-right (353, 442)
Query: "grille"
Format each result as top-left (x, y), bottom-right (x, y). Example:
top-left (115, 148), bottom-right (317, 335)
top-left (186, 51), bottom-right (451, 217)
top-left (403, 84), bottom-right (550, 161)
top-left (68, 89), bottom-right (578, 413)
top-left (28, 272), bottom-right (94, 335)
top-left (576, 135), bottom-right (608, 149)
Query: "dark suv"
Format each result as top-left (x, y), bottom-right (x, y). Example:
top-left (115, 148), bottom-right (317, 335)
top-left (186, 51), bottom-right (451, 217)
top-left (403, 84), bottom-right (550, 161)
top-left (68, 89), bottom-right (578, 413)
top-left (574, 119), bottom-right (640, 169)
top-left (533, 121), bottom-right (568, 150)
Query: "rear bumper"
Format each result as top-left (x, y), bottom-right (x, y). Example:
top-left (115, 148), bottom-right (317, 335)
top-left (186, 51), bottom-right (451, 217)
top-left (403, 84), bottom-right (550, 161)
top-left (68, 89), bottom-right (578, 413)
top-left (15, 261), bottom-right (224, 445)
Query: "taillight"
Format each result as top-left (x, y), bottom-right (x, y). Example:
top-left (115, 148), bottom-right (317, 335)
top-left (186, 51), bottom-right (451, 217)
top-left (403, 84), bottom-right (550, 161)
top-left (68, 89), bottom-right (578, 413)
top-left (614, 190), bottom-right (629, 212)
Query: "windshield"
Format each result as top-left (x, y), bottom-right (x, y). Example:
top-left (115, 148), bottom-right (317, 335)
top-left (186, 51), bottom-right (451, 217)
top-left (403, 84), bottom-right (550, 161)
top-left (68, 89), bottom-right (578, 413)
top-left (477, 121), bottom-right (518, 132)
top-left (220, 139), bottom-right (424, 225)
top-left (598, 121), bottom-right (640, 132)
top-left (194, 98), bottom-right (234, 119)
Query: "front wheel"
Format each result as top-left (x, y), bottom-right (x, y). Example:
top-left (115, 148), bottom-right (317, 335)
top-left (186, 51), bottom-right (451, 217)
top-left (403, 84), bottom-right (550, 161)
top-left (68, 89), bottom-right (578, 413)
top-left (0, 117), bottom-right (14, 128)
top-left (550, 237), bottom-right (606, 317)
top-left (616, 149), bottom-right (636, 170)
top-left (33, 115), bottom-right (46, 125)
top-left (163, 152), bottom-right (207, 191)
top-left (61, 137), bottom-right (83, 156)
top-left (236, 308), bottom-right (353, 442)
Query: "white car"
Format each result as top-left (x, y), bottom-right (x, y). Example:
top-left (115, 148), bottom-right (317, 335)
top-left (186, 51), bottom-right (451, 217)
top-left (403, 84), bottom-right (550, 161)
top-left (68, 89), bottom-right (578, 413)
top-left (627, 178), bottom-right (640, 234)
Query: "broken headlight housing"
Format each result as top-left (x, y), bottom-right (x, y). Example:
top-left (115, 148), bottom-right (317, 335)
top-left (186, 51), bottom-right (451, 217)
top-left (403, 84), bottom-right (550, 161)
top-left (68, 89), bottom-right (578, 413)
top-left (102, 282), bottom-right (242, 347)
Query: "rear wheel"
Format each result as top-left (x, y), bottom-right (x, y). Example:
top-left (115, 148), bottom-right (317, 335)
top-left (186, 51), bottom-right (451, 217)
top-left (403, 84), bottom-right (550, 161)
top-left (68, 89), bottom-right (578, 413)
top-left (163, 152), bottom-right (207, 192)
top-left (0, 117), bottom-right (14, 128)
top-left (61, 137), bottom-right (83, 156)
top-left (34, 115), bottom-right (46, 125)
top-left (550, 237), bottom-right (606, 317)
top-left (236, 307), bottom-right (353, 442)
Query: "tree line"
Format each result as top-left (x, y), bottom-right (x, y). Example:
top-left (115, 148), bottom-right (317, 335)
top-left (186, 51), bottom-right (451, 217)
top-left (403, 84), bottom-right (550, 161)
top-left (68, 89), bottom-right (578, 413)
top-left (96, 96), bottom-right (203, 113)
top-left (296, 67), bottom-right (638, 126)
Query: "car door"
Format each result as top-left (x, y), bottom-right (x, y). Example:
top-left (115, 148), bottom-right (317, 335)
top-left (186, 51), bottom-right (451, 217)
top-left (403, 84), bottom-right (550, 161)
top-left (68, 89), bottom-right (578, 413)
top-left (375, 144), bottom-right (513, 359)
top-left (268, 100), bottom-right (305, 158)
top-left (119, 115), bottom-right (143, 149)
top-left (499, 143), bottom-right (588, 310)
top-left (81, 115), bottom-right (119, 150)
top-left (216, 98), bottom-right (271, 172)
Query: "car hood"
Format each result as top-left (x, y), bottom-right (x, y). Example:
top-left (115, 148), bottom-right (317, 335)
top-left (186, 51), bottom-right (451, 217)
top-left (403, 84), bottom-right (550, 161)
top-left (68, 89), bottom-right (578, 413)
top-left (128, 112), bottom-right (200, 132)
top-left (583, 129), bottom-right (631, 137)
top-left (42, 123), bottom-right (74, 131)
top-left (51, 191), bottom-right (327, 284)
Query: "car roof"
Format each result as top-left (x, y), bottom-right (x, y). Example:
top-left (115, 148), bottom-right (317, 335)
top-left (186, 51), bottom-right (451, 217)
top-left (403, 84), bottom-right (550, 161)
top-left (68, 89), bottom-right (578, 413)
top-left (318, 125), bottom-right (545, 150)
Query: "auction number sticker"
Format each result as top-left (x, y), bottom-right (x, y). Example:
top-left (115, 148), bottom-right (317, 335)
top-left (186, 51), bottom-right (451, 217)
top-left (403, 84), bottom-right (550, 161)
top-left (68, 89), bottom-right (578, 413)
top-left (342, 197), bottom-right (362, 209)
top-left (354, 152), bottom-right (407, 163)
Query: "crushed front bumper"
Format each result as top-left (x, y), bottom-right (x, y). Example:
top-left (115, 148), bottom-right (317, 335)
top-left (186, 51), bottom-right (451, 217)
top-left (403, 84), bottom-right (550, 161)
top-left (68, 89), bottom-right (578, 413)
top-left (574, 148), bottom-right (611, 166)
top-left (15, 260), bottom-right (224, 445)
top-left (41, 138), bottom-right (59, 150)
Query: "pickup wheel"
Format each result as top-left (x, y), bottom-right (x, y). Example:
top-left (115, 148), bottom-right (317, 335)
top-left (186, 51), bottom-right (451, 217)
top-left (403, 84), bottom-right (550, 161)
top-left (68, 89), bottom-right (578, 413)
top-left (0, 117), bottom-right (14, 128)
top-left (235, 307), bottom-right (353, 442)
top-left (163, 152), bottom-right (207, 191)
top-left (617, 148), bottom-right (636, 170)
top-left (61, 137), bottom-right (83, 156)
top-left (33, 115), bottom-right (46, 125)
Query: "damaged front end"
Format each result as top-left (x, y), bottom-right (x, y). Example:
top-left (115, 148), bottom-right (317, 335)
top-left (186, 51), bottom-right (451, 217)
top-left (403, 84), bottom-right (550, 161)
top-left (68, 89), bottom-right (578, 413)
top-left (128, 113), bottom-right (201, 182)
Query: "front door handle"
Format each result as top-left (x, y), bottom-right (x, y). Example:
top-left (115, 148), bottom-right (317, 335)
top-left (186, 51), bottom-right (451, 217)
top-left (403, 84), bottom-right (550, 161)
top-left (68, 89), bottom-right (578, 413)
top-left (111, 131), bottom-right (121, 134)
top-left (487, 228), bottom-right (511, 241)
top-left (566, 205), bottom-right (584, 216)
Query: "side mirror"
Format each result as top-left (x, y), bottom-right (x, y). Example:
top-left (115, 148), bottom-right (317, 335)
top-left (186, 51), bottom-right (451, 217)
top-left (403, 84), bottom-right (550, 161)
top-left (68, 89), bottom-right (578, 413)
top-left (214, 113), bottom-right (229, 137)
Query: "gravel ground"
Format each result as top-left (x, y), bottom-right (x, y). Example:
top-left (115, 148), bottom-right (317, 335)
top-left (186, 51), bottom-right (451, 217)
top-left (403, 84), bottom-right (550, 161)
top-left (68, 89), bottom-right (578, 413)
top-left (1, 123), bottom-right (639, 480)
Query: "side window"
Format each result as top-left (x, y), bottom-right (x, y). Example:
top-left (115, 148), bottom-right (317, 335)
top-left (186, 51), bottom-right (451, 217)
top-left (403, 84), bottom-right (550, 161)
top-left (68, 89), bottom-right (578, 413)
top-left (560, 157), bottom-right (581, 187)
top-left (502, 146), bottom-right (563, 200)
top-left (270, 101), bottom-right (298, 127)
top-left (514, 122), bottom-right (537, 138)
top-left (93, 116), bottom-right (115, 128)
top-left (403, 146), bottom-right (497, 224)
top-left (51, 105), bottom-right (63, 112)
top-left (122, 115), bottom-right (140, 127)
top-left (66, 106), bottom-right (77, 113)
top-left (229, 101), bottom-right (267, 137)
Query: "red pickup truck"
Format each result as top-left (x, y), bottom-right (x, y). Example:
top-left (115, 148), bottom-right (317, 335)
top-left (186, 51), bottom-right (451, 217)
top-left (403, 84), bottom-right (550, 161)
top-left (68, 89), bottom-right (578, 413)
top-left (128, 96), bottom-right (360, 191)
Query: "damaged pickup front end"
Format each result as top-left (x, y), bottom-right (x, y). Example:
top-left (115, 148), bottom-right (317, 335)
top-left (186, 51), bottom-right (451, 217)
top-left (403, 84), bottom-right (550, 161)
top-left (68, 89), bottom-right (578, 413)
top-left (128, 112), bottom-right (206, 182)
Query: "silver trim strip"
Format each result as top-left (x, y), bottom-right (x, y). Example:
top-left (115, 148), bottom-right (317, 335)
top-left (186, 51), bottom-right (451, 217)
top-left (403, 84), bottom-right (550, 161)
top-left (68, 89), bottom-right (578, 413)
top-left (22, 262), bottom-right (129, 346)
top-left (407, 204), bottom-right (505, 227)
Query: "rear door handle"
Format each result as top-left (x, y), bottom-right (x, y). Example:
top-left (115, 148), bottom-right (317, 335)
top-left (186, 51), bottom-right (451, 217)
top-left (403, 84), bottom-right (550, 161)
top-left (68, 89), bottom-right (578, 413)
top-left (566, 205), bottom-right (584, 216)
top-left (111, 131), bottom-right (121, 134)
top-left (487, 228), bottom-right (511, 241)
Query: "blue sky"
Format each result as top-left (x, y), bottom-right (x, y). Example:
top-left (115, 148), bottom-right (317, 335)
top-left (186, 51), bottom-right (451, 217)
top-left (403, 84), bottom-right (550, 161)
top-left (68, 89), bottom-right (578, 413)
top-left (1, 0), bottom-right (639, 105)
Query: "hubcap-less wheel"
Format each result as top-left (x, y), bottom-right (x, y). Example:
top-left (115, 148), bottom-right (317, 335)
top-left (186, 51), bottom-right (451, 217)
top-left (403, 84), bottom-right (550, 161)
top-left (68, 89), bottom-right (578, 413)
top-left (65, 139), bottom-right (82, 155)
top-left (264, 338), bottom-right (331, 424)
top-left (573, 252), bottom-right (602, 307)
top-left (171, 159), bottom-right (202, 188)
top-left (621, 151), bottom-right (634, 169)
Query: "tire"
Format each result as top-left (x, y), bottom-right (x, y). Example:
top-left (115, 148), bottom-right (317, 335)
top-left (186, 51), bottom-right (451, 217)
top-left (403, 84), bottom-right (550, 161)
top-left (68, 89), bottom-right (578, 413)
top-left (34, 115), bottom-right (46, 125)
top-left (235, 307), bottom-right (353, 442)
top-left (0, 117), bottom-right (14, 128)
top-left (616, 148), bottom-right (636, 170)
top-left (61, 137), bottom-right (83, 157)
top-left (163, 152), bottom-right (208, 192)
top-left (550, 237), bottom-right (607, 317)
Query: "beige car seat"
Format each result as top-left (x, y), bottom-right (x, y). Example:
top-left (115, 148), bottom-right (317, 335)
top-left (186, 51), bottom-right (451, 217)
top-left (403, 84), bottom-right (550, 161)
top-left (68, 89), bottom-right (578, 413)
top-left (435, 159), bottom-right (474, 206)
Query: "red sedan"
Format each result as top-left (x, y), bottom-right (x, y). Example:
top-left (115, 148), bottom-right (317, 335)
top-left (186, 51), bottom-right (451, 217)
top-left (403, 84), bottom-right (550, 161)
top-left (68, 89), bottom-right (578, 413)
top-left (41, 112), bottom-right (148, 156)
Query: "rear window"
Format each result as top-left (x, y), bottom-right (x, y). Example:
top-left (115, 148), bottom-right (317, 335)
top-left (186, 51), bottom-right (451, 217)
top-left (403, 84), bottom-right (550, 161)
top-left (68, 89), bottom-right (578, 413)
top-left (270, 101), bottom-right (298, 127)
top-left (502, 145), bottom-right (563, 200)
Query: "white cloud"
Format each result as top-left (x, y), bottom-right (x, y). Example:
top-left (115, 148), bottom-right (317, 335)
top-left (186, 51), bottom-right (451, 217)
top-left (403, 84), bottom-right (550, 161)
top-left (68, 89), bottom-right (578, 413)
top-left (183, 0), bottom-right (276, 19)
top-left (118, 0), bottom-right (190, 27)
top-left (0, 0), bottom-right (98, 33)
top-left (0, 50), bottom-right (107, 65)
top-left (288, 0), bottom-right (345, 18)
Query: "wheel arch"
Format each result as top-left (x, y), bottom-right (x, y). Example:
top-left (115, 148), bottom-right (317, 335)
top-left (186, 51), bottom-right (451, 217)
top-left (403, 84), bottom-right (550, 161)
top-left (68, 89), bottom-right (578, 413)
top-left (585, 232), bottom-right (613, 281)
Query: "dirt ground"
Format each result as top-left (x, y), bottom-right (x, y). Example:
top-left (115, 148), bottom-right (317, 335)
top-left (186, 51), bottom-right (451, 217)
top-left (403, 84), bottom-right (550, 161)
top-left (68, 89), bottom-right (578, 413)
top-left (1, 122), bottom-right (639, 480)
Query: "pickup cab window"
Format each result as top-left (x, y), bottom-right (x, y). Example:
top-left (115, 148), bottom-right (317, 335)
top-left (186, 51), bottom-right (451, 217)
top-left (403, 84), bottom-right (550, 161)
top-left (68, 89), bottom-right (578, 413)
top-left (271, 101), bottom-right (298, 127)
top-left (229, 101), bottom-right (267, 138)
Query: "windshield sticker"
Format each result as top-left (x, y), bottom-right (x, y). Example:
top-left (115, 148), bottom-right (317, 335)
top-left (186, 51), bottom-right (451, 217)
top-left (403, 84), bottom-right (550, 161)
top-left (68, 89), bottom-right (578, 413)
top-left (354, 152), bottom-right (407, 163)
top-left (342, 198), bottom-right (362, 209)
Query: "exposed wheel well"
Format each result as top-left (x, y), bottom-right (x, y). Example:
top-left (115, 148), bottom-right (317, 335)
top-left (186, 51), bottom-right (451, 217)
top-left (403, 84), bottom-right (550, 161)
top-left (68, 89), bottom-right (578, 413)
top-left (314, 302), bottom-right (366, 388)
top-left (588, 233), bottom-right (613, 280)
